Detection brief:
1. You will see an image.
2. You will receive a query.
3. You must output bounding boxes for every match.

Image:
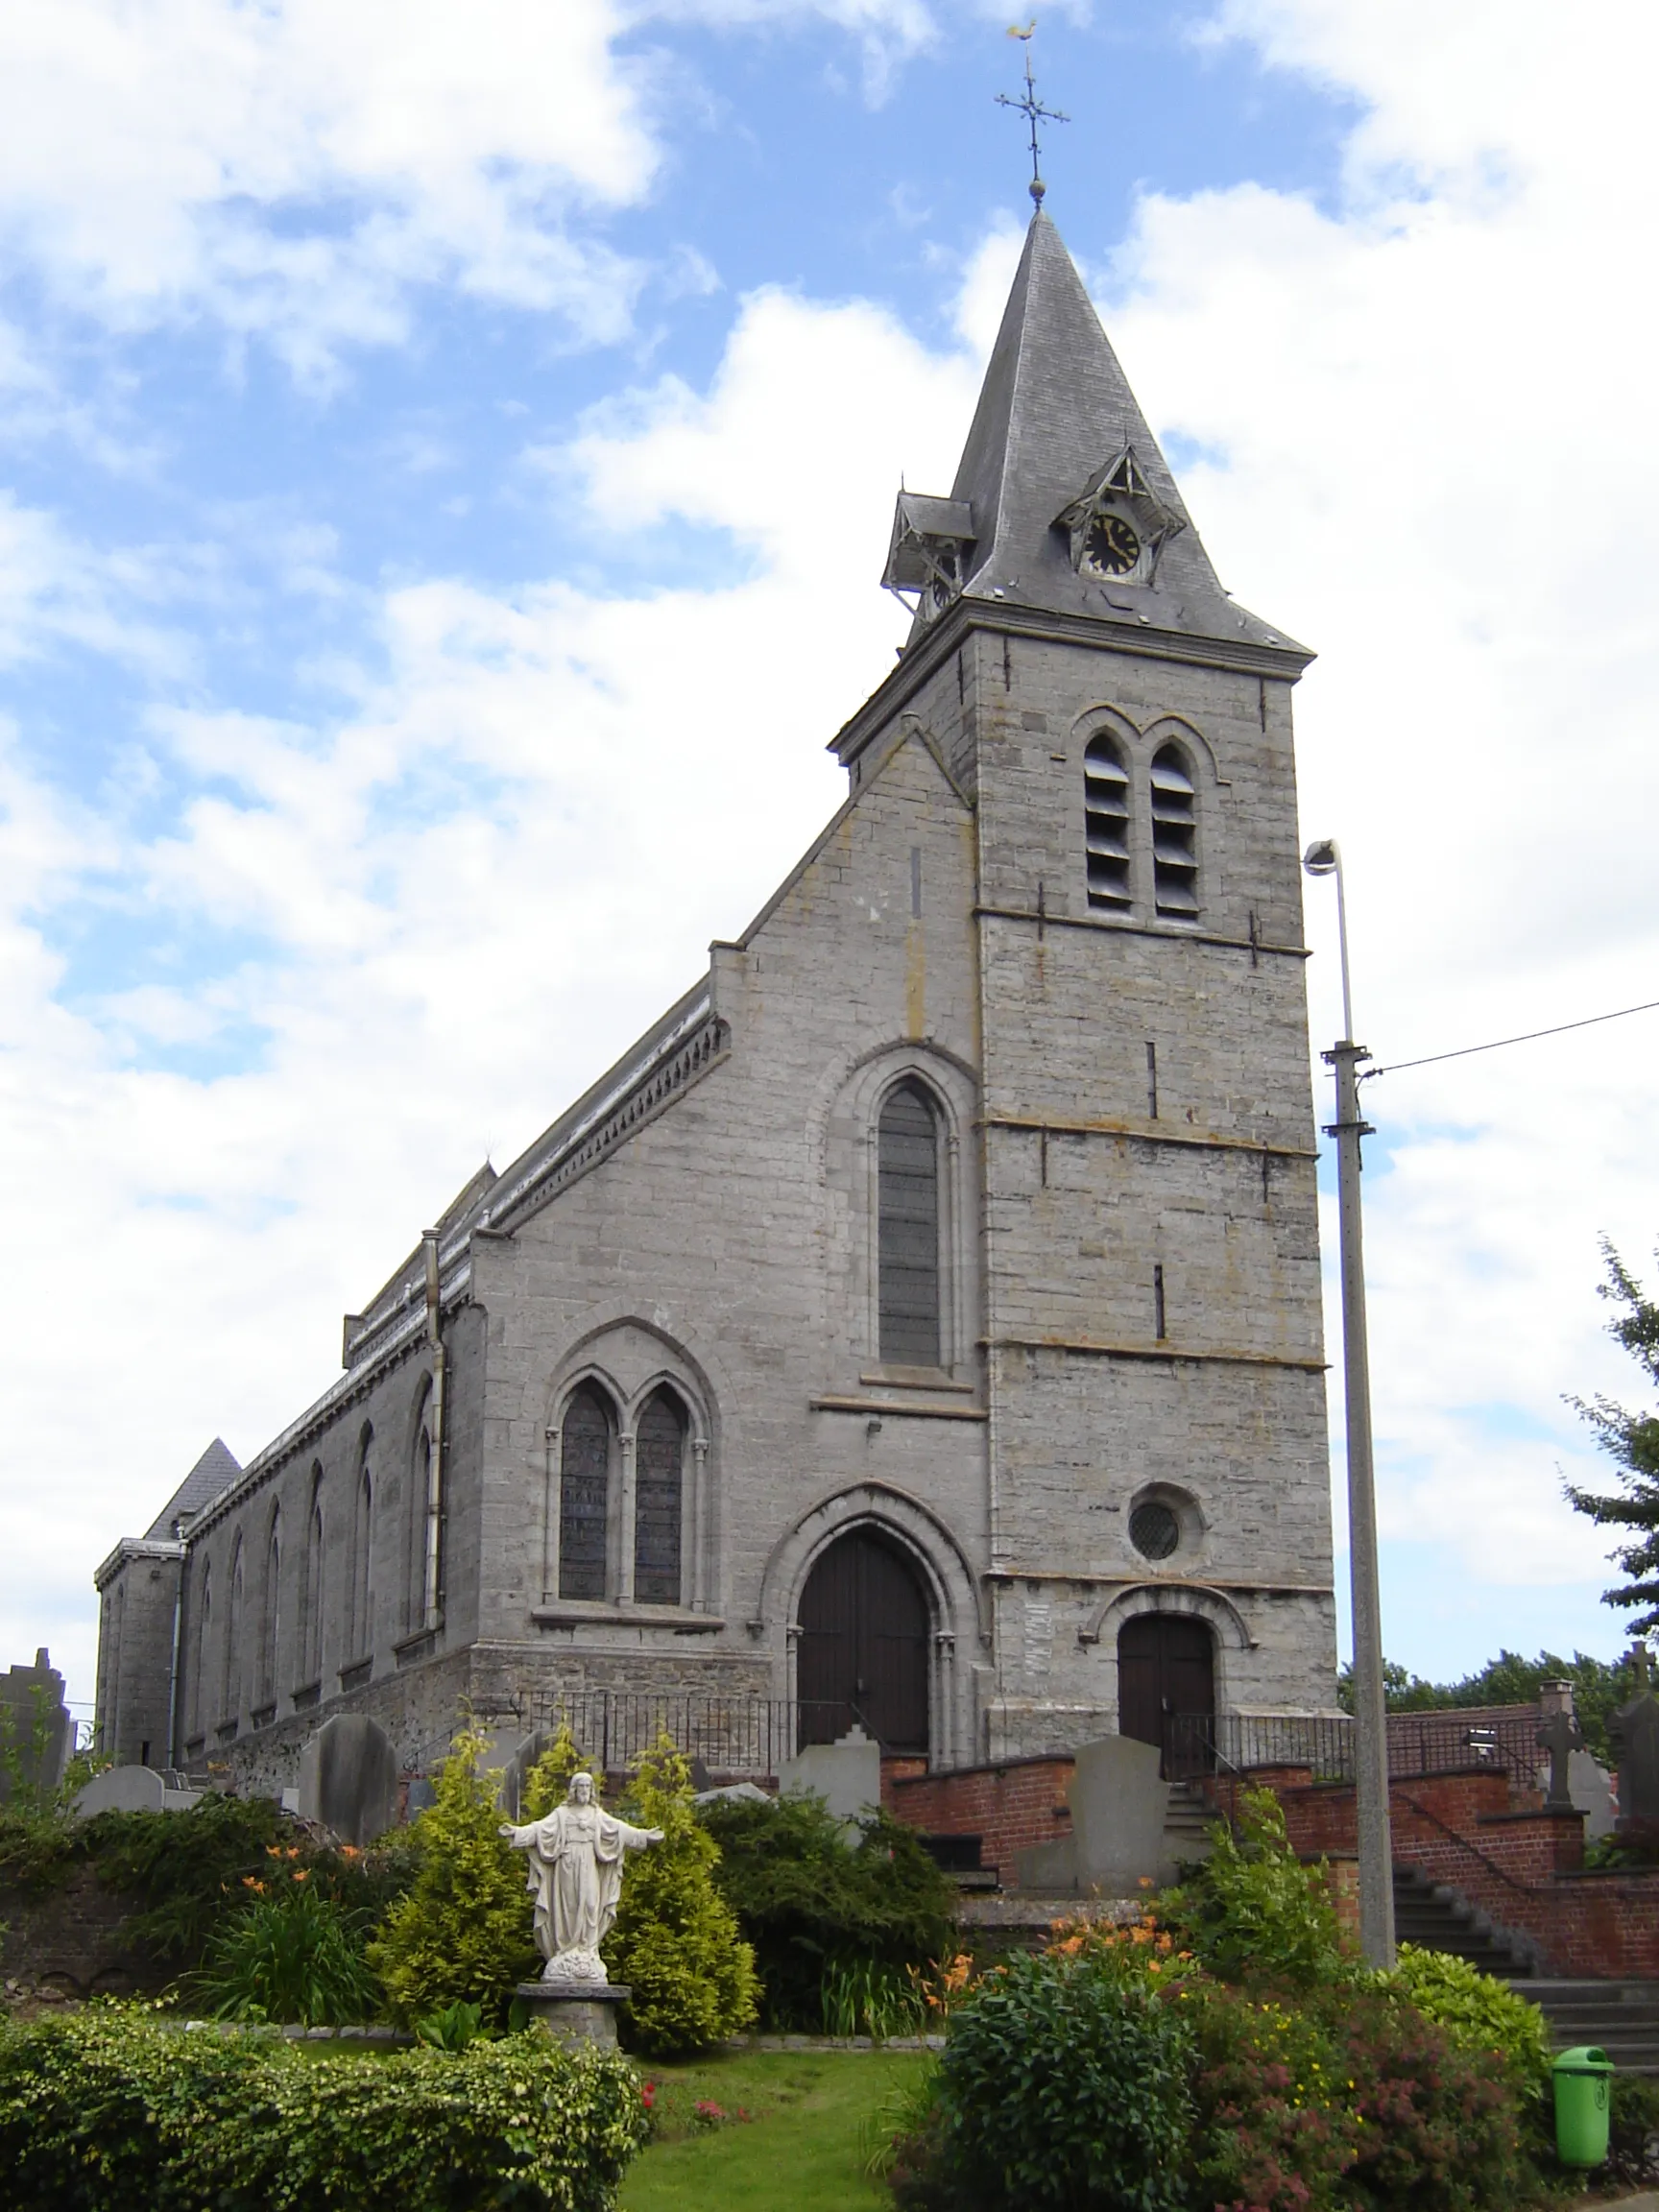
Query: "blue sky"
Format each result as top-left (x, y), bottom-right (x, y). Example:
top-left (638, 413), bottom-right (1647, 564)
top-left (3, 0), bottom-right (1658, 1720)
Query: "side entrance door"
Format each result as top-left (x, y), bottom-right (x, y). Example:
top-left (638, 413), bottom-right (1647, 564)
top-left (1117, 1614), bottom-right (1215, 1778)
top-left (797, 1529), bottom-right (929, 1754)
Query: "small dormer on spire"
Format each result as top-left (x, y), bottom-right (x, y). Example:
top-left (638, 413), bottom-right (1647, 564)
top-left (878, 207), bottom-right (1301, 657)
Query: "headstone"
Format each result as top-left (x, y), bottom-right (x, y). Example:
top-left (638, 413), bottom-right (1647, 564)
top-left (1569, 1750), bottom-right (1617, 1840)
top-left (0, 1648), bottom-right (72, 1806)
top-left (1610, 1666), bottom-right (1659, 1829)
top-left (1536, 1680), bottom-right (1586, 1812)
top-left (297, 1714), bottom-right (399, 1845)
top-left (493, 1729), bottom-right (546, 1821)
top-left (694, 1780), bottom-right (775, 1808)
top-left (405, 1777), bottom-right (439, 1817)
top-left (778, 1726), bottom-right (881, 1830)
top-left (73, 1766), bottom-right (164, 1816)
top-left (1011, 1735), bottom-right (1171, 1895)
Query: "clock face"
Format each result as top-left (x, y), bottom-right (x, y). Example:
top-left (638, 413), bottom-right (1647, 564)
top-left (1084, 511), bottom-right (1142, 578)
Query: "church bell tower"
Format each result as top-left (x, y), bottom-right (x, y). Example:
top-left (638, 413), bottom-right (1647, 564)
top-left (836, 206), bottom-right (1337, 1758)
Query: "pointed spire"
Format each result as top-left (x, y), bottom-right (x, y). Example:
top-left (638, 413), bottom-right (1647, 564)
top-left (885, 209), bottom-right (1297, 655)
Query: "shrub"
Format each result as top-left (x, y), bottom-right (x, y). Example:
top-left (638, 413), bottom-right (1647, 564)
top-left (367, 1725), bottom-right (537, 2027)
top-left (1610, 2073), bottom-right (1659, 2188)
top-left (930, 1947), bottom-right (1194, 2211)
top-left (604, 1734), bottom-right (759, 2056)
top-left (85, 1792), bottom-right (287, 1958)
top-left (1187, 1984), bottom-right (1359, 2212)
top-left (195, 1881), bottom-right (380, 2026)
top-left (415, 1999), bottom-right (487, 2052)
top-left (1330, 1985), bottom-right (1538, 2211)
top-left (820, 1957), bottom-right (925, 2039)
top-left (1381, 1944), bottom-right (1551, 2104)
top-left (0, 2001), bottom-right (648, 2212)
top-left (700, 1790), bottom-right (955, 2029)
top-left (1158, 1786), bottom-right (1346, 1989)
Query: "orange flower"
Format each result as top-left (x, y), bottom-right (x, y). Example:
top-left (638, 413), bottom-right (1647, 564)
top-left (292, 1867), bottom-right (309, 1883)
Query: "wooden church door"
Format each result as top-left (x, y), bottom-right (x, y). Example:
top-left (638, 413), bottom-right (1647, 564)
top-left (1117, 1615), bottom-right (1214, 1778)
top-left (797, 1530), bottom-right (929, 1754)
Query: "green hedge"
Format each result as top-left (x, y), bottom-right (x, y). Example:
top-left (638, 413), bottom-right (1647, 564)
top-left (0, 2003), bottom-right (649, 2212)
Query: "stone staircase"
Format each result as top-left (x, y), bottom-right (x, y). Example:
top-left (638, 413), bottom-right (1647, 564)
top-left (1512, 1982), bottom-right (1659, 2078)
top-left (1391, 1864), bottom-right (1542, 1977)
top-left (1161, 1780), bottom-right (1214, 1877)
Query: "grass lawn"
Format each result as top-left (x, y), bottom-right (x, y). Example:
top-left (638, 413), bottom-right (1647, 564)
top-left (619, 2049), bottom-right (932, 2212)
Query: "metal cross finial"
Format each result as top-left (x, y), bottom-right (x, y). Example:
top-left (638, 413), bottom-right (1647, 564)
top-left (997, 23), bottom-right (1069, 206)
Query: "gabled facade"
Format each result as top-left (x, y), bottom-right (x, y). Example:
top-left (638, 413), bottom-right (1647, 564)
top-left (95, 210), bottom-right (1336, 1788)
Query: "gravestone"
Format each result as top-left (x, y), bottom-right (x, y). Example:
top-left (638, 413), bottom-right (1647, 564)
top-left (297, 1715), bottom-right (398, 1845)
top-left (1569, 1750), bottom-right (1617, 1840)
top-left (778, 1726), bottom-right (881, 1830)
top-left (1610, 1668), bottom-right (1659, 1830)
top-left (1536, 1680), bottom-right (1586, 1812)
top-left (1011, 1735), bottom-right (1171, 1895)
top-left (0, 1648), bottom-right (71, 1806)
top-left (72, 1767), bottom-right (203, 1818)
top-left (405, 1777), bottom-right (438, 1818)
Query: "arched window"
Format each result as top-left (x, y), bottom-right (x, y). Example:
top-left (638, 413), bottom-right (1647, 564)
top-left (1083, 733), bottom-right (1132, 910)
top-left (878, 1080), bottom-right (942, 1368)
top-left (411, 1416), bottom-right (432, 1632)
top-left (260, 1508), bottom-right (281, 1707)
top-left (302, 1469), bottom-right (325, 1684)
top-left (1150, 744), bottom-right (1198, 917)
top-left (634, 1390), bottom-right (686, 1607)
top-left (194, 1562), bottom-right (212, 1738)
top-left (351, 1438), bottom-right (374, 1658)
top-left (560, 1385), bottom-right (613, 1601)
top-left (223, 1536), bottom-right (245, 1722)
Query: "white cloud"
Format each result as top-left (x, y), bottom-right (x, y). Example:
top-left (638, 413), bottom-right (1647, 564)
top-left (9, 0), bottom-right (1659, 1715)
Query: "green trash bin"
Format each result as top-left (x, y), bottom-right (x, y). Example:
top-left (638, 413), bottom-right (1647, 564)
top-left (1553, 2045), bottom-right (1614, 2168)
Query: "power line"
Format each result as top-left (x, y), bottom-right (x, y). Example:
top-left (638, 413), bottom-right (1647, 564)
top-left (1362, 996), bottom-right (1659, 1081)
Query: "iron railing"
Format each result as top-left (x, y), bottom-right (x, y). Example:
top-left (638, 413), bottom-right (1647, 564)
top-left (1164, 1711), bottom-right (1548, 1790)
top-left (517, 1691), bottom-right (857, 1779)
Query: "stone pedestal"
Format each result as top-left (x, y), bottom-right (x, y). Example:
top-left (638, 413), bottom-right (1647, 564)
top-left (515, 1981), bottom-right (631, 2047)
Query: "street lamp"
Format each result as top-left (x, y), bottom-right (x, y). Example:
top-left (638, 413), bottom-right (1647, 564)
top-left (1303, 836), bottom-right (1396, 1968)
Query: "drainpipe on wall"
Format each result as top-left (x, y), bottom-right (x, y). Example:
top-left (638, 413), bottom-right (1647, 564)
top-left (422, 1231), bottom-right (446, 1633)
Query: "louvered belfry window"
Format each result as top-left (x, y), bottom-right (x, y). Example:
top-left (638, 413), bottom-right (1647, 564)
top-left (1150, 745), bottom-right (1199, 916)
top-left (634, 1389), bottom-right (685, 1606)
top-left (1084, 734), bottom-right (1132, 909)
top-left (559, 1385), bottom-right (612, 1600)
top-left (878, 1080), bottom-right (942, 1367)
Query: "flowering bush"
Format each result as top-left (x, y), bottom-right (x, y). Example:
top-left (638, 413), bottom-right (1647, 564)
top-left (1187, 1984), bottom-right (1359, 2212)
top-left (195, 1878), bottom-right (379, 2026)
top-left (0, 2001), bottom-right (649, 2212)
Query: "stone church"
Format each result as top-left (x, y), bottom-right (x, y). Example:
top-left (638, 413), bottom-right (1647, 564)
top-left (94, 208), bottom-right (1336, 1794)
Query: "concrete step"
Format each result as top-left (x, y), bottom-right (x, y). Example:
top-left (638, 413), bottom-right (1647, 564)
top-left (1509, 1980), bottom-right (1659, 2077)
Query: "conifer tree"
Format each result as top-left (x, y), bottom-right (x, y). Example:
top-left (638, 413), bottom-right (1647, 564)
top-left (366, 1724), bottom-right (535, 2026)
top-left (1568, 1238), bottom-right (1659, 1632)
top-left (604, 1732), bottom-right (759, 2056)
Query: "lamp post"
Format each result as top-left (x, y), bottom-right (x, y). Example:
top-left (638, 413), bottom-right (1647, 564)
top-left (1303, 837), bottom-right (1395, 1968)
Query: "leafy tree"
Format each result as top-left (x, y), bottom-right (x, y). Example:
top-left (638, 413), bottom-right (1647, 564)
top-left (366, 1724), bottom-right (535, 2026)
top-left (1568, 1238), bottom-right (1659, 1632)
top-left (604, 1732), bottom-right (759, 2055)
top-left (1158, 1786), bottom-right (1345, 1989)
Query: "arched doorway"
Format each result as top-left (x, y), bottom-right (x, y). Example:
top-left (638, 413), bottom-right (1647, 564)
top-left (797, 1529), bottom-right (929, 1754)
top-left (1118, 1614), bottom-right (1215, 1778)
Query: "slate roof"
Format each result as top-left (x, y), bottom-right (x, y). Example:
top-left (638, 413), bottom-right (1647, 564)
top-left (144, 1437), bottom-right (243, 1539)
top-left (925, 208), bottom-right (1301, 656)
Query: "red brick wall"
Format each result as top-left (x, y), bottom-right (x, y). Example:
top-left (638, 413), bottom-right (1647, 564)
top-left (1214, 1766), bottom-right (1659, 1979)
top-left (886, 1757), bottom-right (1075, 1878)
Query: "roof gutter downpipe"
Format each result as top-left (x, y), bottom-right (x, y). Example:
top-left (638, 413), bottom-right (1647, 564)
top-left (165, 1522), bottom-right (185, 1767)
top-left (421, 1232), bottom-right (446, 1634)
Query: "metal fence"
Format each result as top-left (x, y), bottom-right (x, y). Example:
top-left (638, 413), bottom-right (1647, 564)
top-left (516, 1691), bottom-right (859, 1779)
top-left (1165, 1710), bottom-right (1547, 1790)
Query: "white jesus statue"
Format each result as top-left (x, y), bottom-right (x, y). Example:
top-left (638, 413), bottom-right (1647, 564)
top-left (500, 1772), bottom-right (664, 1984)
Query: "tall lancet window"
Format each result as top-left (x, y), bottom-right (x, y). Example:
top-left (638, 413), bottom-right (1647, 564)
top-left (194, 1564), bottom-right (212, 1738)
top-left (634, 1389), bottom-right (685, 1607)
top-left (1083, 735), bottom-right (1132, 910)
top-left (260, 1509), bottom-right (281, 1707)
top-left (302, 1471), bottom-right (325, 1684)
top-left (559, 1385), bottom-right (613, 1601)
top-left (878, 1080), bottom-right (943, 1368)
top-left (1150, 745), bottom-right (1199, 917)
top-left (224, 1536), bottom-right (245, 1721)
top-left (351, 1443), bottom-right (373, 1658)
